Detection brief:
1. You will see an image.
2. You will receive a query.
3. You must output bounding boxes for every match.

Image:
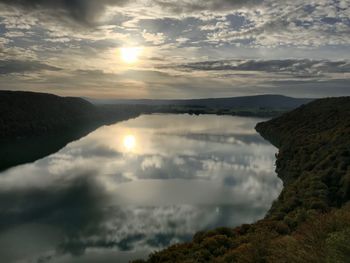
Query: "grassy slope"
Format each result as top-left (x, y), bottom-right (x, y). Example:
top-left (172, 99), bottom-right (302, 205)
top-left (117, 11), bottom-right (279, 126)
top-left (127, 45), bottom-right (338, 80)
top-left (135, 97), bottom-right (350, 263)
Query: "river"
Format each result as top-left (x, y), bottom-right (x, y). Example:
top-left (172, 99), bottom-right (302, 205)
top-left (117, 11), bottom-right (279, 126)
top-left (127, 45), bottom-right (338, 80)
top-left (0, 114), bottom-right (282, 263)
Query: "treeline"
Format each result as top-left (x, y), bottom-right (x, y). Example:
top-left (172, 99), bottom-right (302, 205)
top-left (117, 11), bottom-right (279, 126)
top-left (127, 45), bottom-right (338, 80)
top-left (140, 105), bottom-right (287, 118)
top-left (134, 97), bottom-right (350, 263)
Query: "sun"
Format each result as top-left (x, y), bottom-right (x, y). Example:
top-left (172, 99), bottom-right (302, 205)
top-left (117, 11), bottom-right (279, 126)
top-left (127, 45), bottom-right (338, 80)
top-left (123, 135), bottom-right (136, 150)
top-left (120, 47), bottom-right (142, 64)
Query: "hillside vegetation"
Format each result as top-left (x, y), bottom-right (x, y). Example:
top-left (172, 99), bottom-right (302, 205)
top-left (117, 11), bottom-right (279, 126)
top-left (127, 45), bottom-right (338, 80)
top-left (135, 97), bottom-right (350, 263)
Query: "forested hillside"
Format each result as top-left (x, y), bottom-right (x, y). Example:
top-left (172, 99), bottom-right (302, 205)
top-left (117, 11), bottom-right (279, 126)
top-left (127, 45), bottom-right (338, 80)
top-left (135, 97), bottom-right (350, 263)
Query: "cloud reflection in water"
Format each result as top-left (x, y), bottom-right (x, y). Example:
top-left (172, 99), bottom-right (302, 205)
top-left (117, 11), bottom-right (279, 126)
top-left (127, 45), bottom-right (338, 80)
top-left (0, 114), bottom-right (282, 262)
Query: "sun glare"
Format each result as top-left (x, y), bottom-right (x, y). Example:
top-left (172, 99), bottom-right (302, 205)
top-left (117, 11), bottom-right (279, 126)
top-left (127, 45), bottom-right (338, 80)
top-left (120, 47), bottom-right (142, 64)
top-left (123, 135), bottom-right (136, 150)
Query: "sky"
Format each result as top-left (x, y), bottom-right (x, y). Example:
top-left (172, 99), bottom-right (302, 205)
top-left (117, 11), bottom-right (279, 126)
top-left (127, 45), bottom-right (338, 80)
top-left (0, 0), bottom-right (349, 99)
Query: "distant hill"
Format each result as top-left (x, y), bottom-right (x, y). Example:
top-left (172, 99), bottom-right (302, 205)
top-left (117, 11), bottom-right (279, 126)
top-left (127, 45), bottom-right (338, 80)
top-left (0, 91), bottom-right (315, 140)
top-left (87, 95), bottom-right (314, 109)
top-left (136, 97), bottom-right (350, 263)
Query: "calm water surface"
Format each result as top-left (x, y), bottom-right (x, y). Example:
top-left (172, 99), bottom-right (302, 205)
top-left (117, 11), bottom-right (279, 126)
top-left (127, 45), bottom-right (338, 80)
top-left (0, 114), bottom-right (282, 263)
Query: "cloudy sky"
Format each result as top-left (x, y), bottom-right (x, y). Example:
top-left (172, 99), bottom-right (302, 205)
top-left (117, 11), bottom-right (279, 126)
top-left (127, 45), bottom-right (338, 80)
top-left (0, 0), bottom-right (349, 99)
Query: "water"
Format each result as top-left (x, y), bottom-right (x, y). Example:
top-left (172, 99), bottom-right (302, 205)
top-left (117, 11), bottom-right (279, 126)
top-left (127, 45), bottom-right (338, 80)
top-left (0, 114), bottom-right (282, 263)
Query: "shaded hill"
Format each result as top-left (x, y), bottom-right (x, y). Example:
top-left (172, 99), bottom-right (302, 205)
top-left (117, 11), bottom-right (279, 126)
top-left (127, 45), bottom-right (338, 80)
top-left (88, 94), bottom-right (314, 109)
top-left (0, 90), bottom-right (100, 139)
top-left (0, 91), bottom-right (143, 170)
top-left (135, 97), bottom-right (350, 263)
top-left (0, 90), bottom-right (148, 139)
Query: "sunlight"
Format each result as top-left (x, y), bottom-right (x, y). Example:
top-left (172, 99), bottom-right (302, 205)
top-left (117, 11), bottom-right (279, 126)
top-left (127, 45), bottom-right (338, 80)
top-left (123, 134), bottom-right (136, 150)
top-left (120, 47), bottom-right (142, 64)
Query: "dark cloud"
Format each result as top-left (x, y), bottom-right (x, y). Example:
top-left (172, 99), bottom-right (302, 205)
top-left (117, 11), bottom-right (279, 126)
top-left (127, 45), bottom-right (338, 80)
top-left (0, 0), bottom-right (264, 25)
top-left (267, 78), bottom-right (350, 97)
top-left (154, 0), bottom-right (263, 13)
top-left (0, 0), bottom-right (128, 24)
top-left (0, 59), bottom-right (61, 74)
top-left (0, 175), bottom-right (107, 231)
top-left (181, 133), bottom-right (269, 145)
top-left (179, 59), bottom-right (350, 76)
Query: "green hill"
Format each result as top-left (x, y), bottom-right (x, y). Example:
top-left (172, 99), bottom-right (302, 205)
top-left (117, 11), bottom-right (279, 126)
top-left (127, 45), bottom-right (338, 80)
top-left (135, 97), bottom-right (350, 263)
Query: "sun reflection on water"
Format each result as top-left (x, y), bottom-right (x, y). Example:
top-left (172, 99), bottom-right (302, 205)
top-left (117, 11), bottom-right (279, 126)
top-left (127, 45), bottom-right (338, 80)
top-left (123, 134), bottom-right (136, 151)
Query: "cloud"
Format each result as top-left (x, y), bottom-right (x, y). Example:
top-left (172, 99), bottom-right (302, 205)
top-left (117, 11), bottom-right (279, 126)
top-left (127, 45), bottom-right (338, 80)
top-left (0, 175), bottom-right (107, 231)
top-left (0, 0), bottom-right (264, 26)
top-left (0, 59), bottom-right (61, 74)
top-left (0, 0), bottom-right (128, 25)
top-left (142, 30), bottom-right (166, 45)
top-left (0, 0), bottom-right (349, 98)
top-left (199, 0), bottom-right (350, 47)
top-left (179, 59), bottom-right (350, 76)
top-left (181, 133), bottom-right (269, 145)
top-left (153, 0), bottom-right (263, 13)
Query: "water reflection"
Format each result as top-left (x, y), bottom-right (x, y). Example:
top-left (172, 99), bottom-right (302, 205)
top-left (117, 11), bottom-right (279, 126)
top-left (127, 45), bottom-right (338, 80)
top-left (123, 135), bottom-right (137, 151)
top-left (0, 114), bottom-right (282, 263)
